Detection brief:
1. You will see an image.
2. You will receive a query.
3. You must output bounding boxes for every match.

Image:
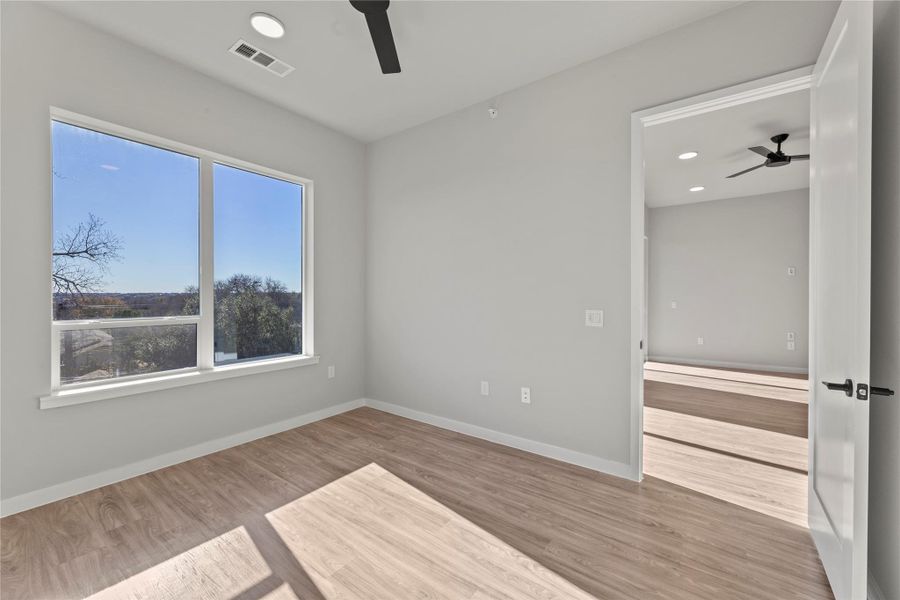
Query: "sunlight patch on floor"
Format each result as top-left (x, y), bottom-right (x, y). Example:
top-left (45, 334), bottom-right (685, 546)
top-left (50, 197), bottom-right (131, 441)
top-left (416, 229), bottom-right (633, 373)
top-left (82, 463), bottom-right (595, 600)
top-left (644, 433), bottom-right (808, 527)
top-left (643, 363), bottom-right (810, 529)
top-left (644, 361), bottom-right (809, 390)
top-left (266, 462), bottom-right (597, 600)
top-left (644, 369), bottom-right (809, 403)
top-left (644, 406), bottom-right (808, 472)
top-left (256, 583), bottom-right (301, 599)
top-left (86, 526), bottom-right (275, 599)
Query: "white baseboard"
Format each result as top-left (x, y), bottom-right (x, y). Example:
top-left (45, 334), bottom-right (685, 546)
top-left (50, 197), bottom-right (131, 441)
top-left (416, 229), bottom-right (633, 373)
top-left (647, 355), bottom-right (808, 375)
top-left (0, 398), bottom-right (365, 517)
top-left (868, 570), bottom-right (887, 600)
top-left (363, 398), bottom-right (635, 481)
top-left (1, 396), bottom-right (636, 517)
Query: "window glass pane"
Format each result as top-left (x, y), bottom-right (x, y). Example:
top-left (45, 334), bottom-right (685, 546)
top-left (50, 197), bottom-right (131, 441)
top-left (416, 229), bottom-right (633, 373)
top-left (51, 121), bottom-right (199, 319)
top-left (59, 324), bottom-right (197, 385)
top-left (213, 163), bottom-right (302, 364)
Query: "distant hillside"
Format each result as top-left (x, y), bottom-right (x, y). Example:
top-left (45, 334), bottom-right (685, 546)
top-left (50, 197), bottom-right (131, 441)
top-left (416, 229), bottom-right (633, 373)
top-left (53, 291), bottom-right (302, 321)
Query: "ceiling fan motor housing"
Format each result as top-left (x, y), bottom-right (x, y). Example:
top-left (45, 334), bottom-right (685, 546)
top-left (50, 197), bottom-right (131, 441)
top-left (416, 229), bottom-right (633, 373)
top-left (727, 132), bottom-right (808, 178)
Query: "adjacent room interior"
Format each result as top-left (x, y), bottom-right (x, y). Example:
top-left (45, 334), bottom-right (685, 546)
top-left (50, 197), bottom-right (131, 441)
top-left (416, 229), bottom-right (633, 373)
top-left (1, 2), bottom-right (898, 600)
top-left (640, 89), bottom-right (812, 527)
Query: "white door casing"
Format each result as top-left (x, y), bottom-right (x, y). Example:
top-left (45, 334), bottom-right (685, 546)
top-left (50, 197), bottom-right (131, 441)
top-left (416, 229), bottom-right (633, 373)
top-left (808, 2), bottom-right (873, 599)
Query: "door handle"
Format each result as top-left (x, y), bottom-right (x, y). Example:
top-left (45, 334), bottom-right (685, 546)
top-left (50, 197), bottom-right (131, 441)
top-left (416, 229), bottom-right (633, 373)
top-left (822, 379), bottom-right (854, 396)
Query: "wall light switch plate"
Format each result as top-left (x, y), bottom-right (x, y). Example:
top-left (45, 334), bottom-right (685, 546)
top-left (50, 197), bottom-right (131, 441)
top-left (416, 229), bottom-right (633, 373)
top-left (787, 332), bottom-right (795, 341)
top-left (328, 365), bottom-right (335, 379)
top-left (480, 381), bottom-right (490, 396)
top-left (787, 266), bottom-right (797, 276)
top-left (787, 341), bottom-right (796, 351)
top-left (521, 387), bottom-right (531, 404)
top-left (585, 309), bottom-right (604, 327)
top-left (671, 301), bottom-right (678, 309)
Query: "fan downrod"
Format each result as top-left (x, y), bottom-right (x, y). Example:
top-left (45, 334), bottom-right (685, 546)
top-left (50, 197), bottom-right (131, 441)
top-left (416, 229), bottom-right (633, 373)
top-left (771, 133), bottom-right (789, 153)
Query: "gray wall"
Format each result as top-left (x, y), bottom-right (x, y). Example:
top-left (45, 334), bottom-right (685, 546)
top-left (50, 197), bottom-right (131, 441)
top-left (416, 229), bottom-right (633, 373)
top-left (647, 190), bottom-right (810, 372)
top-left (365, 2), bottom-right (836, 466)
top-left (0, 3), bottom-right (366, 501)
top-left (869, 2), bottom-right (900, 598)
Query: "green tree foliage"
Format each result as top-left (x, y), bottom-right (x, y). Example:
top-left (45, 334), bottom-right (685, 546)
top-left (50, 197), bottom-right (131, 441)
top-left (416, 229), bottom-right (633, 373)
top-left (212, 274), bottom-right (301, 360)
top-left (60, 275), bottom-right (300, 384)
top-left (123, 325), bottom-right (197, 375)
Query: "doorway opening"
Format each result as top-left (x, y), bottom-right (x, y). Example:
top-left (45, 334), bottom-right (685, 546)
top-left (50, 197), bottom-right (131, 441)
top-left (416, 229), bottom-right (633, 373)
top-left (629, 68), bottom-right (814, 527)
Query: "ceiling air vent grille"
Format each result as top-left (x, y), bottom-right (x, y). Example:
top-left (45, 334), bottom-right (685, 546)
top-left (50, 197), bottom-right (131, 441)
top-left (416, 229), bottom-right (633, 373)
top-left (228, 39), bottom-right (295, 78)
top-left (252, 53), bottom-right (275, 67)
top-left (234, 43), bottom-right (256, 58)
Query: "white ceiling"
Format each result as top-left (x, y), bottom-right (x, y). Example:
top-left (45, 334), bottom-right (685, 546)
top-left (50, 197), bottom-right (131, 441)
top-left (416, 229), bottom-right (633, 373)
top-left (644, 89), bottom-right (811, 208)
top-left (49, 1), bottom-right (740, 142)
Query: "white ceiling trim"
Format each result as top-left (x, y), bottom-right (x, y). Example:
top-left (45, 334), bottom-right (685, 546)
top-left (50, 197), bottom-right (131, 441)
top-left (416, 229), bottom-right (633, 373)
top-left (640, 66), bottom-right (813, 128)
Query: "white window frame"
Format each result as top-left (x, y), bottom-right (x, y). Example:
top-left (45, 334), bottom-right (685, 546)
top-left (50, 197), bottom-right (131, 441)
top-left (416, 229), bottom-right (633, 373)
top-left (42, 108), bottom-right (317, 409)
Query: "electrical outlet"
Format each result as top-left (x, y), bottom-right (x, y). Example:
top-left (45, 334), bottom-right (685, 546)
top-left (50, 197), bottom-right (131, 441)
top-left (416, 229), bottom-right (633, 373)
top-left (787, 341), bottom-right (796, 351)
top-left (327, 365), bottom-right (335, 379)
top-left (480, 381), bottom-right (490, 396)
top-left (697, 337), bottom-right (704, 346)
top-left (521, 387), bottom-right (531, 404)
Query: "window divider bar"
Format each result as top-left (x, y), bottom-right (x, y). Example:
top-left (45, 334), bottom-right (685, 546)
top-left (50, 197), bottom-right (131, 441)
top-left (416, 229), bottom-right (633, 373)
top-left (50, 322), bottom-right (61, 390)
top-left (197, 158), bottom-right (215, 370)
top-left (302, 181), bottom-right (314, 357)
top-left (52, 315), bottom-right (201, 331)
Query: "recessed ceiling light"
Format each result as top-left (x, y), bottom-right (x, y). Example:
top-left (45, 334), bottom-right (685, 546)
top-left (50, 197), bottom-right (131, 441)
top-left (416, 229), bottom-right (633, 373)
top-left (689, 186), bottom-right (705, 192)
top-left (251, 13), bottom-right (285, 39)
top-left (678, 151), bottom-right (699, 160)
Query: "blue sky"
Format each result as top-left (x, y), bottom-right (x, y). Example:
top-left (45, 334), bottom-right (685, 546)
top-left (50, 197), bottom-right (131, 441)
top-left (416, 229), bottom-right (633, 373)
top-left (52, 121), bottom-right (302, 293)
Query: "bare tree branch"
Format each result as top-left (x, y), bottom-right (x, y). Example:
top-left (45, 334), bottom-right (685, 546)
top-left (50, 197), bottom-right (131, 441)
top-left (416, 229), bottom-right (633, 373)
top-left (52, 213), bottom-right (122, 297)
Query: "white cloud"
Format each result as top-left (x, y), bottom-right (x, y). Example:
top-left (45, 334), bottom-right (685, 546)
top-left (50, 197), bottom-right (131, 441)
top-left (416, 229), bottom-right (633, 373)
top-left (100, 164), bottom-right (120, 171)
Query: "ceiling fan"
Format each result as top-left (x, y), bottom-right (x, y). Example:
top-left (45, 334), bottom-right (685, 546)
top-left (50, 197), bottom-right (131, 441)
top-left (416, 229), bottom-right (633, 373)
top-left (726, 133), bottom-right (809, 178)
top-left (350, 0), bottom-right (401, 74)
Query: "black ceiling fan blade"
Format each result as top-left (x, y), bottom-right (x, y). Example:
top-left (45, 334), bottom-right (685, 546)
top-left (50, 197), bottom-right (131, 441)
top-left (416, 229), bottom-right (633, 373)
top-left (727, 162), bottom-right (767, 178)
top-left (351, 1), bottom-right (400, 74)
top-left (748, 146), bottom-right (773, 158)
top-left (364, 10), bottom-right (400, 74)
top-left (789, 154), bottom-right (810, 161)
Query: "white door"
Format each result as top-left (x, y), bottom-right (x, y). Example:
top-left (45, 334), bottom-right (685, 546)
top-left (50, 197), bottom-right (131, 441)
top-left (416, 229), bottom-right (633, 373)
top-left (808, 2), bottom-right (873, 599)
top-left (643, 235), bottom-right (649, 361)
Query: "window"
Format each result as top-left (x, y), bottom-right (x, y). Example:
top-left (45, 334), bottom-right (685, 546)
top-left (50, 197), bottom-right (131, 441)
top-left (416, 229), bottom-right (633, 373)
top-left (49, 111), bottom-right (313, 400)
top-left (213, 164), bottom-right (303, 364)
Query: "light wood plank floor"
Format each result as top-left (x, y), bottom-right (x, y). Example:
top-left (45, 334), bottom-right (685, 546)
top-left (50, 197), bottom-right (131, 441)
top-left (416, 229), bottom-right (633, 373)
top-left (644, 367), bottom-right (809, 437)
top-left (644, 362), bottom-right (810, 529)
top-left (644, 361), bottom-right (809, 390)
top-left (1, 407), bottom-right (832, 599)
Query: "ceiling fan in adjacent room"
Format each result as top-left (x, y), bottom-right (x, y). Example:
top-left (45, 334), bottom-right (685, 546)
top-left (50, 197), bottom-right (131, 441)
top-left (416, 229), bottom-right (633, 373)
top-left (726, 133), bottom-right (809, 178)
top-left (350, 0), bottom-right (401, 74)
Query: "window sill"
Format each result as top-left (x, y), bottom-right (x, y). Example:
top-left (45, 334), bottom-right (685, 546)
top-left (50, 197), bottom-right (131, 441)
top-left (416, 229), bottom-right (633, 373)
top-left (39, 355), bottom-right (320, 409)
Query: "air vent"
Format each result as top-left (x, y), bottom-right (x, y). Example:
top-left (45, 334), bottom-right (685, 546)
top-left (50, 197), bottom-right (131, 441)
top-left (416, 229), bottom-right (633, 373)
top-left (228, 39), bottom-right (295, 78)
top-left (252, 52), bottom-right (275, 67)
top-left (234, 43), bottom-right (256, 58)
